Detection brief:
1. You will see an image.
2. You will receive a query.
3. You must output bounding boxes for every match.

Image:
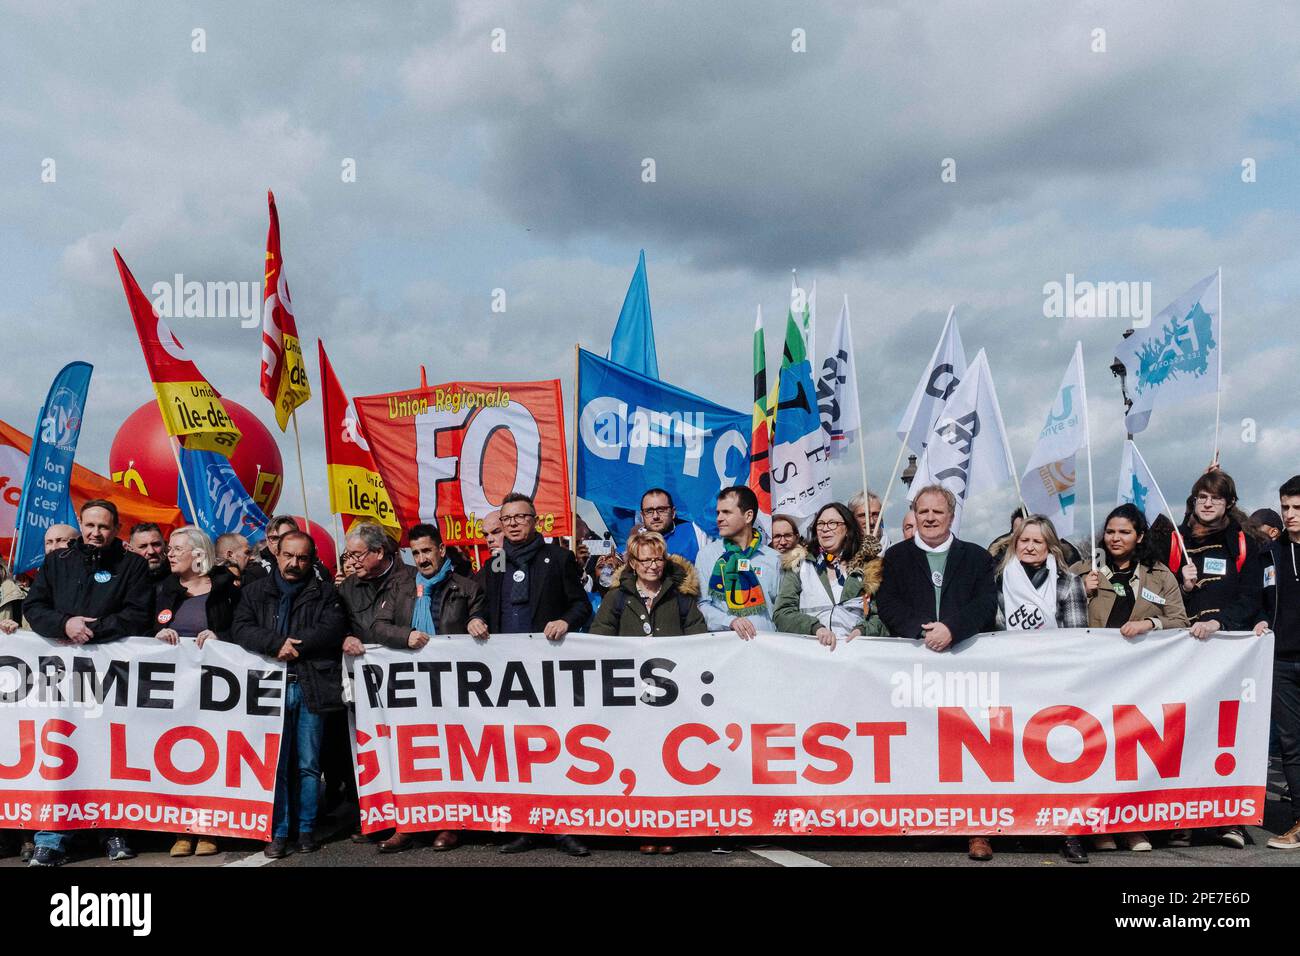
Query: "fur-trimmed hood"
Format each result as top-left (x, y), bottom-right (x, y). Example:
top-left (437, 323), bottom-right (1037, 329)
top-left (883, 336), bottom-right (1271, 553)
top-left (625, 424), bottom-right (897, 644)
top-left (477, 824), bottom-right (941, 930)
top-left (781, 541), bottom-right (884, 595)
top-left (609, 553), bottom-right (700, 598)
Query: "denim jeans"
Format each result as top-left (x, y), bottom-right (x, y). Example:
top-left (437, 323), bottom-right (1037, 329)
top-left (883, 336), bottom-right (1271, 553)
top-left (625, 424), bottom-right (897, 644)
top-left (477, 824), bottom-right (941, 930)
top-left (1273, 659), bottom-right (1300, 824)
top-left (34, 830), bottom-right (70, 853)
top-left (272, 680), bottom-right (324, 840)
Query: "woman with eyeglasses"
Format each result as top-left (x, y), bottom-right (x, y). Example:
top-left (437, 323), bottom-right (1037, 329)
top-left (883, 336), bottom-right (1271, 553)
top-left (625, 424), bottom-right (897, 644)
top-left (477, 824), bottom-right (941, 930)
top-left (768, 514), bottom-right (803, 555)
top-left (774, 502), bottom-right (888, 650)
top-left (151, 525), bottom-right (243, 857)
top-left (1170, 469), bottom-right (1264, 852)
top-left (588, 529), bottom-right (707, 638)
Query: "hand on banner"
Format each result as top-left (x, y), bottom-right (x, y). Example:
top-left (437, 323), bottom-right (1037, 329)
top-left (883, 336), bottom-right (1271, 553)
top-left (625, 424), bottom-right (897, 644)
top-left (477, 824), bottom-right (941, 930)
top-left (1119, 620), bottom-right (1154, 639)
top-left (543, 620), bottom-right (569, 642)
top-left (343, 635), bottom-right (366, 656)
top-left (1082, 571), bottom-right (1101, 596)
top-left (0, 620), bottom-right (18, 635)
top-left (1190, 620), bottom-right (1221, 641)
top-left (156, 628), bottom-right (180, 645)
top-left (846, 628), bottom-right (862, 642)
top-left (730, 617), bottom-right (758, 641)
top-left (407, 630), bottom-right (431, 650)
top-left (64, 616), bottom-right (96, 644)
top-left (277, 637), bottom-right (302, 661)
top-left (921, 621), bottom-right (952, 652)
top-left (1180, 564), bottom-right (1200, 592)
top-left (468, 618), bottom-right (490, 640)
top-left (1255, 621), bottom-right (1273, 636)
top-left (196, 629), bottom-right (217, 648)
top-left (815, 626), bottom-right (837, 651)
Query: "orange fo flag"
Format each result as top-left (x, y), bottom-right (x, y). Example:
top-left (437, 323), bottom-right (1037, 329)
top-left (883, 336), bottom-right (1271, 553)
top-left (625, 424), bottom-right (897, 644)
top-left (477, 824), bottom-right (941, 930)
top-left (114, 249), bottom-right (242, 456)
top-left (260, 190), bottom-right (311, 431)
top-left (319, 340), bottom-right (400, 534)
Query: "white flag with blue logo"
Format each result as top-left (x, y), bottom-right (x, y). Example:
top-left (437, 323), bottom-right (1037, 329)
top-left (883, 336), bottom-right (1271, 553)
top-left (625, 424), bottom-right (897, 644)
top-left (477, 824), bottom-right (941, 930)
top-left (1021, 343), bottom-right (1088, 536)
top-left (1116, 439), bottom-right (1173, 527)
top-left (1113, 271), bottom-right (1220, 435)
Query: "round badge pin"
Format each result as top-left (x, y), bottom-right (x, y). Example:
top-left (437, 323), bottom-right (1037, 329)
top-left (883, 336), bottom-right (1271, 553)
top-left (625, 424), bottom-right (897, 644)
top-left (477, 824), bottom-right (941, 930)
top-left (642, 622), bottom-right (653, 635)
top-left (512, 569), bottom-right (526, 583)
top-left (931, 570), bottom-right (944, 588)
top-left (156, 608), bottom-right (173, 625)
top-left (94, 570), bottom-right (111, 584)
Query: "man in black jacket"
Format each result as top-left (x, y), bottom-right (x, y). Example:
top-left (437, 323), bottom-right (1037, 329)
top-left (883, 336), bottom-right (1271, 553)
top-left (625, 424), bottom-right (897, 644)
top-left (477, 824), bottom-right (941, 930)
top-left (1265, 477), bottom-right (1300, 849)
top-left (22, 499), bottom-right (153, 866)
top-left (231, 529), bottom-right (347, 859)
top-left (467, 493), bottom-right (591, 857)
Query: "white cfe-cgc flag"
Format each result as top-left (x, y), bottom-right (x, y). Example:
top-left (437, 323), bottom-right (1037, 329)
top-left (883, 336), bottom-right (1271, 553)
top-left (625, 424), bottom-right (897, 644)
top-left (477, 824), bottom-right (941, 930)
top-left (815, 295), bottom-right (862, 460)
top-left (896, 307), bottom-right (967, 457)
top-left (908, 349), bottom-right (1016, 532)
top-left (1021, 343), bottom-right (1090, 536)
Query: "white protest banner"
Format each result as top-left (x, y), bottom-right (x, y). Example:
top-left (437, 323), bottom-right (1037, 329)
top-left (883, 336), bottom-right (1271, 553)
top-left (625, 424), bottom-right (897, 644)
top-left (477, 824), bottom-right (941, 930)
top-left (351, 629), bottom-right (1269, 838)
top-left (0, 632), bottom-right (285, 840)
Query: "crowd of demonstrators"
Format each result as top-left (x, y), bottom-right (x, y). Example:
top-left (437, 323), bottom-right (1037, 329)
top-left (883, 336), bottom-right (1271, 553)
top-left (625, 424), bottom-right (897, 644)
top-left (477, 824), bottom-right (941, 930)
top-left (695, 485), bottom-right (781, 639)
top-left (768, 513), bottom-right (803, 554)
top-left (774, 501), bottom-right (888, 649)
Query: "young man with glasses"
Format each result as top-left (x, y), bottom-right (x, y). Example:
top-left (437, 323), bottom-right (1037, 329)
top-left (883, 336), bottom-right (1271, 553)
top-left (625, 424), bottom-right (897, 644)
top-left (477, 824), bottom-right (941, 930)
top-left (637, 488), bottom-right (709, 563)
top-left (466, 493), bottom-right (593, 857)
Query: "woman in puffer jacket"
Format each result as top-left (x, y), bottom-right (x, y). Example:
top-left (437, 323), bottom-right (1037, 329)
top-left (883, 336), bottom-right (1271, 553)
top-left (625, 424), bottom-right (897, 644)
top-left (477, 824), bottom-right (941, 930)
top-left (773, 502), bottom-right (889, 649)
top-left (588, 529), bottom-right (708, 637)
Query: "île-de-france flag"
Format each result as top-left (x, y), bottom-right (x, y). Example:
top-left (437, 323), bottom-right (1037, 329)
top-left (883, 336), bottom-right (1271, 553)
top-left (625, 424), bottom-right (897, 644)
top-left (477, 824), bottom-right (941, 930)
top-left (319, 340), bottom-right (400, 534)
top-left (260, 190), bottom-right (311, 431)
top-left (908, 349), bottom-right (1016, 533)
top-left (353, 379), bottom-right (571, 548)
top-left (1021, 343), bottom-right (1090, 536)
top-left (771, 307), bottom-right (832, 524)
top-left (578, 348), bottom-right (750, 541)
top-left (1113, 271), bottom-right (1220, 436)
top-left (114, 250), bottom-right (242, 456)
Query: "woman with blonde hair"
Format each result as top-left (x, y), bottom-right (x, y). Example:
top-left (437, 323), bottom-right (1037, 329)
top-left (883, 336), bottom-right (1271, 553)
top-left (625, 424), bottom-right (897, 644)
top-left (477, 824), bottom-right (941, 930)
top-left (152, 525), bottom-right (242, 858)
top-left (993, 514), bottom-right (1088, 632)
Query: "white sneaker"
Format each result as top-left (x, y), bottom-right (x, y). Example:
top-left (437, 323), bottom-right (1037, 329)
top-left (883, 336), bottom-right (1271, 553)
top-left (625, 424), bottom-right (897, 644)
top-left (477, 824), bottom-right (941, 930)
top-left (1122, 832), bottom-right (1152, 852)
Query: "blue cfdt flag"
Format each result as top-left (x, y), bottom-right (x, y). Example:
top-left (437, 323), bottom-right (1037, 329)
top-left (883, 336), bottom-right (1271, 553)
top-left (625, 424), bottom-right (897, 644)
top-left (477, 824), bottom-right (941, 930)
top-left (607, 249), bottom-right (659, 379)
top-left (177, 447), bottom-right (269, 545)
top-left (12, 362), bottom-right (93, 573)
top-left (576, 349), bottom-right (749, 543)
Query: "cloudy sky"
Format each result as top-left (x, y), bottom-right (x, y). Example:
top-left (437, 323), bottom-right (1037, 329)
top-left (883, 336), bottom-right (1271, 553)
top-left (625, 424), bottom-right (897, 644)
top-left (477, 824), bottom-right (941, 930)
top-left (3, 0), bottom-right (1298, 547)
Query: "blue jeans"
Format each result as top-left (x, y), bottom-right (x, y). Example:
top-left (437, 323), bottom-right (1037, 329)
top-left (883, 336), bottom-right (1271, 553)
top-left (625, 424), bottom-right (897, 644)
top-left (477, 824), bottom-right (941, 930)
top-left (34, 830), bottom-right (70, 853)
top-left (272, 680), bottom-right (324, 840)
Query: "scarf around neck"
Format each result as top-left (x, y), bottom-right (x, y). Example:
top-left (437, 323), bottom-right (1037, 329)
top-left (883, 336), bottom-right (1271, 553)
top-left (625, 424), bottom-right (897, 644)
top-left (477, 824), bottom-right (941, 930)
top-left (504, 534), bottom-right (545, 606)
top-left (413, 558), bottom-right (453, 634)
top-left (1002, 554), bottom-right (1057, 630)
top-left (914, 533), bottom-right (954, 554)
top-left (710, 531), bottom-right (766, 616)
top-left (273, 569), bottom-right (308, 635)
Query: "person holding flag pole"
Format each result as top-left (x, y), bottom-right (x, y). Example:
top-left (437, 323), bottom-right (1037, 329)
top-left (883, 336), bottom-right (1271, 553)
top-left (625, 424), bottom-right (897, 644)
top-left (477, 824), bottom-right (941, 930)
top-left (260, 190), bottom-right (313, 523)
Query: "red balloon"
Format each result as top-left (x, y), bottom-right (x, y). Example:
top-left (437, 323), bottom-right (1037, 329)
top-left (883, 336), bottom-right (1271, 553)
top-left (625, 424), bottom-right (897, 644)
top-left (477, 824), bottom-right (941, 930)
top-left (109, 400), bottom-right (284, 514)
top-left (287, 516), bottom-right (338, 576)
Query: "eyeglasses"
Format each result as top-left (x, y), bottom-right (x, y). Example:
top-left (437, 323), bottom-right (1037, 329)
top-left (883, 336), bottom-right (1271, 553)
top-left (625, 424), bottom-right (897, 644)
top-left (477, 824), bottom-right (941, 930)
top-left (500, 513), bottom-right (536, 524)
top-left (771, 533), bottom-right (796, 541)
top-left (641, 506), bottom-right (673, 517)
top-left (814, 520), bottom-right (846, 531)
top-left (634, 557), bottom-right (666, 567)
top-left (343, 550), bottom-right (371, 561)
top-left (1195, 494), bottom-right (1226, 505)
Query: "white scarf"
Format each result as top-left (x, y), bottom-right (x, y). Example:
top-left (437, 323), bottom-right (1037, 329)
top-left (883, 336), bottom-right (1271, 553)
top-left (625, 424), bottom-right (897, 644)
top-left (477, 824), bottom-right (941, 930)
top-left (914, 533), bottom-right (954, 554)
top-left (1002, 555), bottom-right (1057, 630)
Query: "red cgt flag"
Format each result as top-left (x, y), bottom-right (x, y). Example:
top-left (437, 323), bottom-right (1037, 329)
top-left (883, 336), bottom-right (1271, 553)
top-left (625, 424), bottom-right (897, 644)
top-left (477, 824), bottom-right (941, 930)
top-left (261, 190), bottom-right (311, 431)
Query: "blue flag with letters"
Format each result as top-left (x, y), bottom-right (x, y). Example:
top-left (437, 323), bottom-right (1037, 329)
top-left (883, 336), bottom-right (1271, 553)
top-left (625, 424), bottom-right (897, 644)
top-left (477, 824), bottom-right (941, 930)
top-left (177, 447), bottom-right (268, 545)
top-left (12, 362), bottom-right (93, 574)
top-left (577, 349), bottom-right (749, 543)
top-left (607, 250), bottom-right (659, 379)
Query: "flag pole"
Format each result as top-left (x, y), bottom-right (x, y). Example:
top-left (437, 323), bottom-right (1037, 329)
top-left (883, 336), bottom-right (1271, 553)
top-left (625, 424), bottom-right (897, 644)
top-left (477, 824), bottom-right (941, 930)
top-left (872, 441), bottom-right (909, 538)
top-left (1212, 266), bottom-right (1223, 466)
top-left (1077, 341), bottom-right (1098, 570)
top-left (570, 344), bottom-right (580, 556)
top-left (290, 409), bottom-right (310, 526)
top-left (845, 295), bottom-right (870, 510)
top-left (168, 437), bottom-right (199, 525)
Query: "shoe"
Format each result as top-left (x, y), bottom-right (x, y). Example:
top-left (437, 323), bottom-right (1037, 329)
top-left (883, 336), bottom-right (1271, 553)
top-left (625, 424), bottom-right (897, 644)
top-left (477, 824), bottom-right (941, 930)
top-left (658, 844), bottom-right (676, 855)
top-left (20, 841), bottom-right (35, 863)
top-left (640, 843), bottom-right (659, 854)
top-left (1219, 826), bottom-right (1246, 849)
top-left (378, 832), bottom-right (414, 854)
top-left (1061, 836), bottom-right (1089, 863)
top-left (1091, 835), bottom-right (1118, 851)
top-left (711, 844), bottom-right (734, 854)
top-left (1267, 821), bottom-right (1300, 849)
top-left (967, 837), bottom-right (993, 861)
top-left (351, 828), bottom-right (385, 845)
top-left (296, 833), bottom-right (321, 854)
top-left (555, 834), bottom-right (590, 857)
top-left (1166, 829), bottom-right (1191, 847)
top-left (431, 831), bottom-right (459, 851)
top-left (499, 834), bottom-right (537, 855)
top-left (105, 835), bottom-right (136, 861)
top-left (195, 838), bottom-right (219, 856)
top-left (1122, 832), bottom-right (1152, 852)
top-left (29, 845), bottom-right (66, 867)
top-left (170, 837), bottom-right (195, 857)
top-left (264, 838), bottom-right (290, 859)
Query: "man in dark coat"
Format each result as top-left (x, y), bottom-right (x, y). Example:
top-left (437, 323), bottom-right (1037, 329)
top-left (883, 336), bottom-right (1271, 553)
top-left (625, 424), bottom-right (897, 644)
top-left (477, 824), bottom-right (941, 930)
top-left (231, 529), bottom-right (347, 859)
top-left (22, 499), bottom-right (154, 866)
top-left (467, 492), bottom-right (591, 857)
